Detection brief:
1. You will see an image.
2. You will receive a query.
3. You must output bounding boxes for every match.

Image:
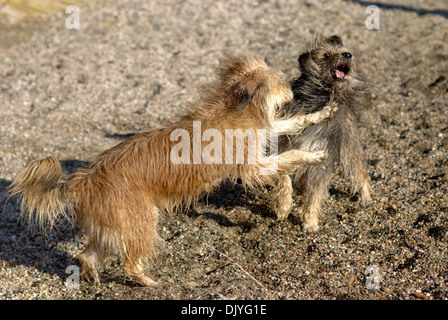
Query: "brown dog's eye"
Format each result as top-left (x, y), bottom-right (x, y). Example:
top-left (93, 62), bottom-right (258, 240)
top-left (323, 53), bottom-right (330, 58)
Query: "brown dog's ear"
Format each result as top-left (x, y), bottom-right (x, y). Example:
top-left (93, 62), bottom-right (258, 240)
top-left (323, 35), bottom-right (343, 46)
top-left (230, 75), bottom-right (261, 112)
top-left (234, 88), bottom-right (254, 111)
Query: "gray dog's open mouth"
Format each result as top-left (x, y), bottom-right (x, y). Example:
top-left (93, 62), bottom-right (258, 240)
top-left (331, 63), bottom-right (350, 80)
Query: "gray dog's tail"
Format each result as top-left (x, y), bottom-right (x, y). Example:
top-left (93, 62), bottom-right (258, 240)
top-left (7, 156), bottom-right (72, 232)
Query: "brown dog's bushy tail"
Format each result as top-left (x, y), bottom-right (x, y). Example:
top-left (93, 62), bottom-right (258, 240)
top-left (7, 156), bottom-right (72, 232)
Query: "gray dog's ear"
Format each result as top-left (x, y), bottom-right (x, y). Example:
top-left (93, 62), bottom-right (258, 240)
top-left (298, 51), bottom-right (311, 69)
top-left (323, 35), bottom-right (343, 46)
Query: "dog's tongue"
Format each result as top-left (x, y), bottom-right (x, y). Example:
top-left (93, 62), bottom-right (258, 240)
top-left (335, 69), bottom-right (345, 79)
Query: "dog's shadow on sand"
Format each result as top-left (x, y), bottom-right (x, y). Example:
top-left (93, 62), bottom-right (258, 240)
top-left (343, 0), bottom-right (448, 19)
top-left (187, 180), bottom-right (278, 231)
top-left (0, 177), bottom-right (78, 282)
top-left (0, 160), bottom-right (97, 283)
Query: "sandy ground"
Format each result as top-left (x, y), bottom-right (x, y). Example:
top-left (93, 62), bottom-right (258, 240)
top-left (0, 0), bottom-right (447, 300)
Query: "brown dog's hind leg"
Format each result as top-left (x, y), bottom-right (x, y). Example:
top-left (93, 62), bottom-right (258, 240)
top-left (78, 242), bottom-right (102, 283)
top-left (122, 203), bottom-right (160, 287)
top-left (124, 259), bottom-right (158, 287)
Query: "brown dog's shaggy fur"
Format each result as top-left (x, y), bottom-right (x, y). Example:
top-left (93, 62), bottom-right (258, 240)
top-left (280, 35), bottom-right (373, 233)
top-left (8, 52), bottom-right (337, 286)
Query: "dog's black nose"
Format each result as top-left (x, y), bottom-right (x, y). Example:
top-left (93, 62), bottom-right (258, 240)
top-left (342, 52), bottom-right (352, 60)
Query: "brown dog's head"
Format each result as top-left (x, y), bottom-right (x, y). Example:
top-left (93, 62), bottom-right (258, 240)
top-left (218, 52), bottom-right (293, 124)
top-left (297, 35), bottom-right (366, 92)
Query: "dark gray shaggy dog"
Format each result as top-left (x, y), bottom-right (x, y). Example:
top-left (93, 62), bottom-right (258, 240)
top-left (280, 35), bottom-right (373, 233)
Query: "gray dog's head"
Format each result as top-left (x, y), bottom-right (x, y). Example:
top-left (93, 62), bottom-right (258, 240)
top-left (297, 35), bottom-right (367, 93)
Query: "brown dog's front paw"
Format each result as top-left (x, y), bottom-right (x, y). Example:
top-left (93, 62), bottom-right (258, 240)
top-left (322, 102), bottom-right (338, 119)
top-left (308, 150), bottom-right (327, 165)
top-left (304, 102), bottom-right (339, 125)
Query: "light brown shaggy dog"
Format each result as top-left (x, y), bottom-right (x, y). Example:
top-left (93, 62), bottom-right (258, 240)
top-left (8, 53), bottom-right (337, 286)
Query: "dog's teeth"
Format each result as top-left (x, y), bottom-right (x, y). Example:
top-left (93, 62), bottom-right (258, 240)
top-left (344, 75), bottom-right (347, 79)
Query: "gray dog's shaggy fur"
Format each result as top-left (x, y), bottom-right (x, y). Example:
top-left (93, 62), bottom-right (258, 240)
top-left (280, 35), bottom-right (373, 233)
